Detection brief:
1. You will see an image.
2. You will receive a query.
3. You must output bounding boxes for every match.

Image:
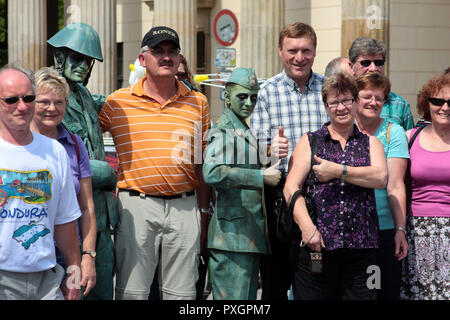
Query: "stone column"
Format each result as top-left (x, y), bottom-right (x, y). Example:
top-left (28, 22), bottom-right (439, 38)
top-left (8, 0), bottom-right (47, 71)
top-left (240, 0), bottom-right (284, 79)
top-left (64, 0), bottom-right (117, 95)
top-left (153, 0), bottom-right (197, 72)
top-left (341, 0), bottom-right (389, 74)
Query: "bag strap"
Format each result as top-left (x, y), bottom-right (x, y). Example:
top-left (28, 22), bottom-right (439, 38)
top-left (70, 133), bottom-right (80, 163)
top-left (386, 122), bottom-right (392, 145)
top-left (310, 133), bottom-right (318, 170)
top-left (408, 126), bottom-right (424, 150)
top-left (288, 133), bottom-right (318, 213)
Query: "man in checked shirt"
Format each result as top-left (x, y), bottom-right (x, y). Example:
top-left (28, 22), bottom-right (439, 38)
top-left (249, 22), bottom-right (329, 300)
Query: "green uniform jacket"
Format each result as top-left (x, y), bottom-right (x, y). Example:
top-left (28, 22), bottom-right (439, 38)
top-left (62, 83), bottom-right (119, 232)
top-left (204, 108), bottom-right (268, 254)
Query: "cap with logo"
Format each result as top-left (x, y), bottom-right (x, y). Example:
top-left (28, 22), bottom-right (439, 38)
top-left (141, 26), bottom-right (180, 49)
top-left (225, 68), bottom-right (260, 91)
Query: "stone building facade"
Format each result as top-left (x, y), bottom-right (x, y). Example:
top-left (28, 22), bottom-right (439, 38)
top-left (7, 0), bottom-right (450, 122)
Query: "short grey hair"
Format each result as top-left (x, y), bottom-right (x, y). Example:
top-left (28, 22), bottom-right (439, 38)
top-left (348, 37), bottom-right (386, 63)
top-left (0, 64), bottom-right (36, 93)
top-left (140, 45), bottom-right (149, 54)
top-left (325, 57), bottom-right (347, 77)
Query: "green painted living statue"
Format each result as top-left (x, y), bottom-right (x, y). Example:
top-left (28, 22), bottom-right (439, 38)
top-left (203, 68), bottom-right (281, 299)
top-left (47, 23), bottom-right (118, 300)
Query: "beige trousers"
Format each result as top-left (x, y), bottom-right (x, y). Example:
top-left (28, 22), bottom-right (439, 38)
top-left (114, 190), bottom-right (200, 300)
top-left (0, 264), bottom-right (65, 300)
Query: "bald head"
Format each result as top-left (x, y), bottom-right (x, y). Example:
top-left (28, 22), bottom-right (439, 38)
top-left (0, 66), bottom-right (36, 94)
top-left (324, 57), bottom-right (355, 78)
top-left (0, 66), bottom-right (36, 141)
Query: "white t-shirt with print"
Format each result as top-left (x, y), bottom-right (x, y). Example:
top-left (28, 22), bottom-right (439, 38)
top-left (0, 132), bottom-right (81, 272)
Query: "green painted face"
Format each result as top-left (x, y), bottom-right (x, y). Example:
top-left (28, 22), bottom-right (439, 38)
top-left (226, 84), bottom-right (259, 121)
top-left (63, 51), bottom-right (93, 83)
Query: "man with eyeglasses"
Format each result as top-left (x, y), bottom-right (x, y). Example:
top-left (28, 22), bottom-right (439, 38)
top-left (99, 26), bottom-right (211, 300)
top-left (47, 23), bottom-right (118, 300)
top-left (0, 66), bottom-right (82, 300)
top-left (349, 37), bottom-right (415, 131)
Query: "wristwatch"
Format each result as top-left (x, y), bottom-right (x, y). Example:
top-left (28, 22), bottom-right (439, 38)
top-left (82, 250), bottom-right (96, 258)
top-left (340, 164), bottom-right (348, 181)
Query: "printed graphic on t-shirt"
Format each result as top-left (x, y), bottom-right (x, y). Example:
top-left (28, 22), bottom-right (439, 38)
top-left (0, 169), bottom-right (53, 249)
top-left (0, 169), bottom-right (52, 206)
top-left (13, 220), bottom-right (51, 249)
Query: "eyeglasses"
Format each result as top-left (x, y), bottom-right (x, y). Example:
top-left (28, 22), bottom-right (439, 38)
top-left (358, 59), bottom-right (385, 67)
top-left (1, 95), bottom-right (36, 105)
top-left (148, 47), bottom-right (180, 58)
top-left (327, 98), bottom-right (354, 108)
top-left (36, 99), bottom-right (66, 109)
top-left (358, 94), bottom-right (384, 104)
top-left (429, 97), bottom-right (450, 106)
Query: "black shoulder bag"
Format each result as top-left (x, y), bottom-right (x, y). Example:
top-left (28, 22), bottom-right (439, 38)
top-left (275, 133), bottom-right (318, 243)
top-left (405, 126), bottom-right (425, 206)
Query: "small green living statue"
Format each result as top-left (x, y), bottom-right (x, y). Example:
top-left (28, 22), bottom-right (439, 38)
top-left (47, 23), bottom-right (118, 300)
top-left (203, 68), bottom-right (281, 299)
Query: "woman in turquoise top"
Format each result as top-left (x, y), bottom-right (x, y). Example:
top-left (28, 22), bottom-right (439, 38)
top-left (355, 72), bottom-right (409, 300)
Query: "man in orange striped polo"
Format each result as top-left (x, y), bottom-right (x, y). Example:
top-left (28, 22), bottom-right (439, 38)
top-left (99, 26), bottom-right (211, 300)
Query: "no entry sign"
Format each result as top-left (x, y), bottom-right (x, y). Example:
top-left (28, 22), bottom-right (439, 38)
top-left (213, 9), bottom-right (239, 46)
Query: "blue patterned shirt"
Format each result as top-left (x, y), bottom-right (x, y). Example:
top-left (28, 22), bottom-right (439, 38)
top-left (249, 71), bottom-right (329, 172)
top-left (380, 91), bottom-right (414, 131)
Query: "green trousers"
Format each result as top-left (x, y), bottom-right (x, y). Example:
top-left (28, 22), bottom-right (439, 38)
top-left (209, 249), bottom-right (260, 300)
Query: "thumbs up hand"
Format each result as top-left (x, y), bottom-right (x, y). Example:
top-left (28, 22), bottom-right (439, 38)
top-left (270, 126), bottom-right (289, 160)
top-left (312, 155), bottom-right (341, 182)
top-left (263, 159), bottom-right (282, 186)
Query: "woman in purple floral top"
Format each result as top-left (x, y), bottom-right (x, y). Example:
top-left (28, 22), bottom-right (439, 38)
top-left (284, 72), bottom-right (387, 300)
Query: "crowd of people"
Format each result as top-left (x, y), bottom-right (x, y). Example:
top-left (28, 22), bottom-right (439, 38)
top-left (0, 20), bottom-right (448, 301)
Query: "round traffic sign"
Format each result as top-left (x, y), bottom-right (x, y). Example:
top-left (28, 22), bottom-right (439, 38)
top-left (213, 9), bottom-right (239, 47)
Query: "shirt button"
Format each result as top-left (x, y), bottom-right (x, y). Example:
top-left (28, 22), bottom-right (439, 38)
top-left (340, 211), bottom-right (343, 214)
top-left (341, 161), bottom-right (346, 164)
top-left (340, 191), bottom-right (344, 194)
top-left (340, 201), bottom-right (344, 204)
top-left (341, 183), bottom-right (345, 186)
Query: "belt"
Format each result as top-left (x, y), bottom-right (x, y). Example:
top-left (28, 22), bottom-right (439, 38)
top-left (124, 189), bottom-right (195, 200)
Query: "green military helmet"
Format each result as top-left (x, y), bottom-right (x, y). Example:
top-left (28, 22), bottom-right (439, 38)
top-left (47, 23), bottom-right (103, 62)
top-left (225, 67), bottom-right (260, 90)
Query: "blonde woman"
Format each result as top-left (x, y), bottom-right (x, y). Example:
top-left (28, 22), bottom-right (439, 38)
top-left (31, 67), bottom-right (97, 298)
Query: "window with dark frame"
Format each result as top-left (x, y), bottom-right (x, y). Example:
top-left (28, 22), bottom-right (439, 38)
top-left (197, 31), bottom-right (206, 73)
top-left (116, 42), bottom-right (123, 90)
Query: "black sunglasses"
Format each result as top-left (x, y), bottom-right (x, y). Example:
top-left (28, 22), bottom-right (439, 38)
top-left (176, 72), bottom-right (188, 80)
top-left (358, 59), bottom-right (385, 67)
top-left (1, 95), bottom-right (36, 105)
top-left (429, 97), bottom-right (450, 106)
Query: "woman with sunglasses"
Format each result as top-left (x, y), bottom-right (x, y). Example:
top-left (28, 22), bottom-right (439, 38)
top-left (354, 72), bottom-right (409, 300)
top-left (284, 72), bottom-right (387, 300)
top-left (401, 73), bottom-right (450, 300)
top-left (30, 67), bottom-right (97, 299)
